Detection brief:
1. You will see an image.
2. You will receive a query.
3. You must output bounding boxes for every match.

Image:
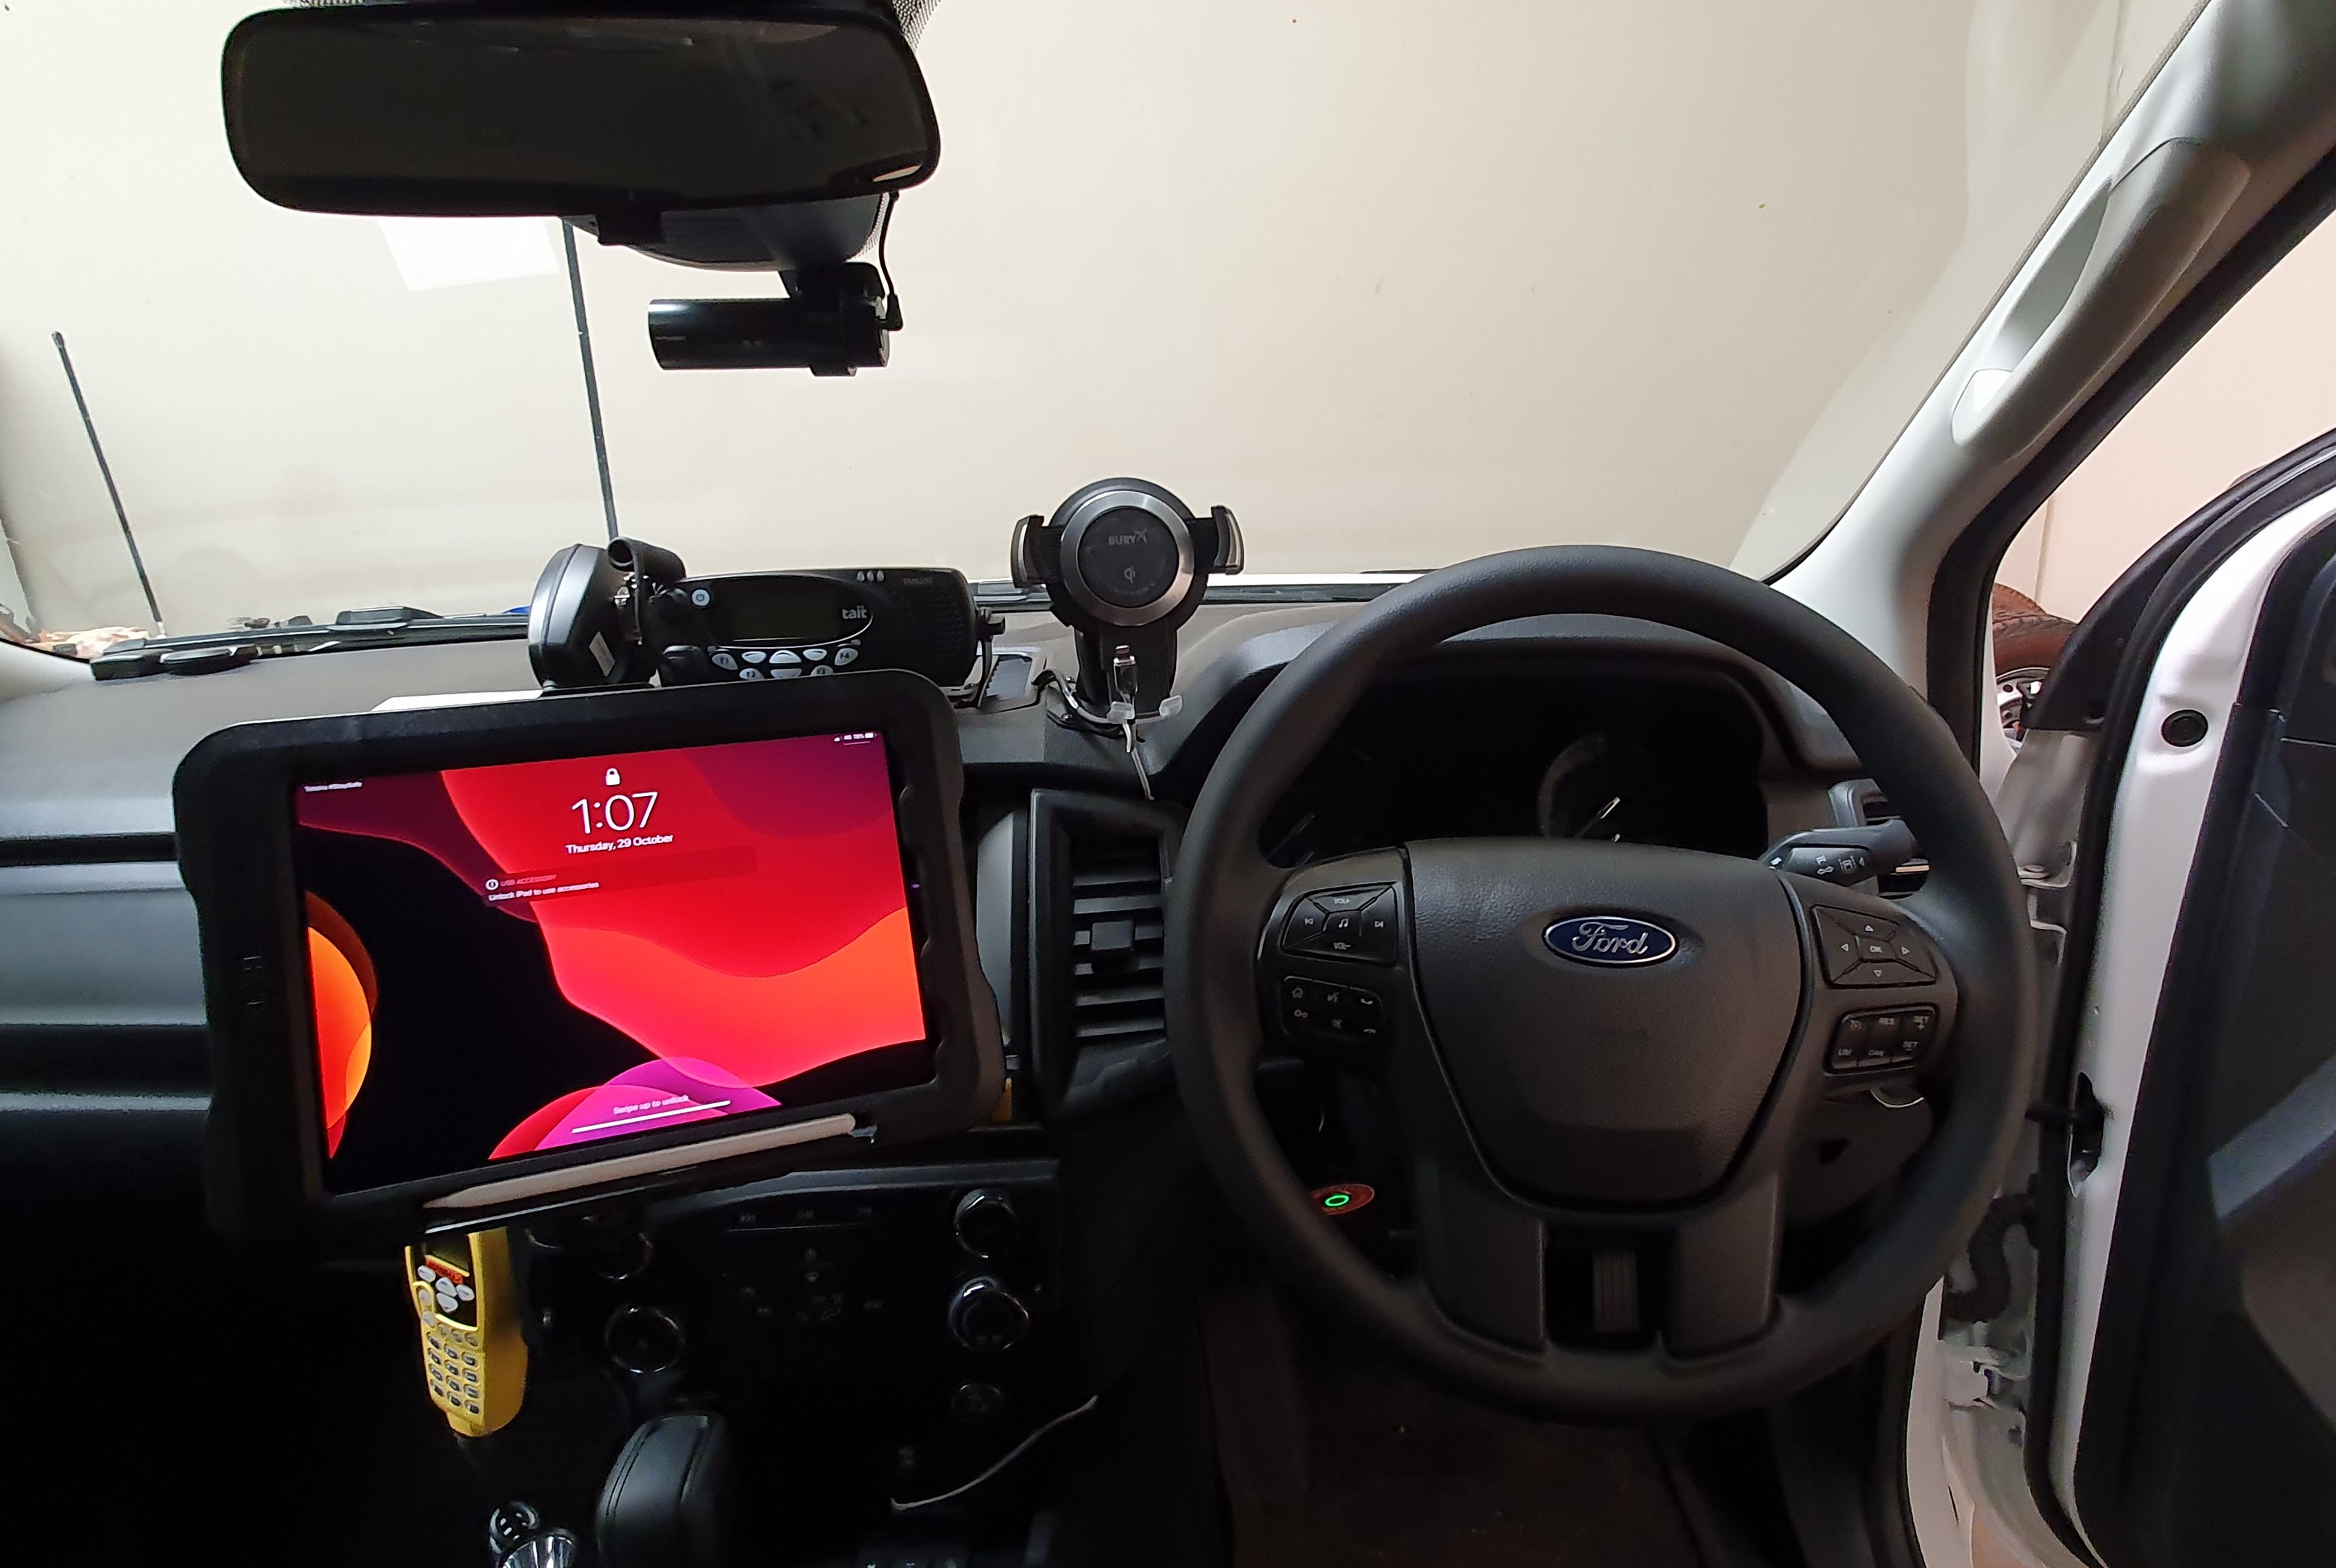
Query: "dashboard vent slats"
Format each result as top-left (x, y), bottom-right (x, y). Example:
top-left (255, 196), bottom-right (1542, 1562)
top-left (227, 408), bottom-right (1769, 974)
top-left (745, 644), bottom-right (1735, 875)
top-left (1027, 790), bottom-right (1182, 1120)
top-left (1068, 836), bottom-right (1168, 1054)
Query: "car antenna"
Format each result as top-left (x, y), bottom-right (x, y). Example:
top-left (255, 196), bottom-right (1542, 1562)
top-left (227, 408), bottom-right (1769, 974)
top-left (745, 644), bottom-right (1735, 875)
top-left (51, 331), bottom-right (166, 635)
top-left (559, 220), bottom-right (622, 544)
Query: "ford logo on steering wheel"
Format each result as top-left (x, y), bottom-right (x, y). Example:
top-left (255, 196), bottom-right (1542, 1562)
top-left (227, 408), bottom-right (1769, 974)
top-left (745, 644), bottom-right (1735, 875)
top-left (1544, 914), bottom-right (1679, 967)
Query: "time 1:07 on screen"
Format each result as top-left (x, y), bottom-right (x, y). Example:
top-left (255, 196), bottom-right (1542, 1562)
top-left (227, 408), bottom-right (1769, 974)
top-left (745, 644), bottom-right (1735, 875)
top-left (572, 792), bottom-right (660, 835)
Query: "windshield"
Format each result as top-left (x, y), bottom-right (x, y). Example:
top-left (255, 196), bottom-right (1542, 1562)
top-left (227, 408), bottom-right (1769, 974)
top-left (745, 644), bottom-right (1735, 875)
top-left (0, 1), bottom-right (2199, 654)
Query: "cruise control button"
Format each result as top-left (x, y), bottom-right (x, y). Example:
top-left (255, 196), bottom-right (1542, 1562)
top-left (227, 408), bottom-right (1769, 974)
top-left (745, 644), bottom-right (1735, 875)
top-left (1828, 1012), bottom-right (1871, 1069)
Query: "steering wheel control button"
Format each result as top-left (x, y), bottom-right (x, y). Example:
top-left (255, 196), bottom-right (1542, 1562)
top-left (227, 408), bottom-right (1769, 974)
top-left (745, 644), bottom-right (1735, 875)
top-left (1311, 1182), bottom-right (1376, 1216)
top-left (1312, 887), bottom-right (1382, 912)
top-left (1826, 1006), bottom-right (1936, 1071)
top-left (1814, 908), bottom-right (1930, 986)
top-left (1279, 978), bottom-right (1387, 1044)
top-left (1279, 885), bottom-right (1398, 963)
top-left (1352, 891), bottom-right (1399, 960)
top-left (1889, 933), bottom-right (1936, 978)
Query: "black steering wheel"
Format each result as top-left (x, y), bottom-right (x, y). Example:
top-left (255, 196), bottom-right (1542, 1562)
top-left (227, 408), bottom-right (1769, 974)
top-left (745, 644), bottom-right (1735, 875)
top-left (1166, 547), bottom-right (2035, 1419)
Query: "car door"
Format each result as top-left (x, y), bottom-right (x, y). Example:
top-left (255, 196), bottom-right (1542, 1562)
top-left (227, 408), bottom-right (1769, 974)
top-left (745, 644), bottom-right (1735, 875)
top-left (2001, 427), bottom-right (2336, 1566)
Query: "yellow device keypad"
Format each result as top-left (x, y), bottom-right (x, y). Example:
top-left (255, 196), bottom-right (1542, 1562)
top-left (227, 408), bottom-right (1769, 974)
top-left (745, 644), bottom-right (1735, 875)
top-left (406, 1230), bottom-right (526, 1437)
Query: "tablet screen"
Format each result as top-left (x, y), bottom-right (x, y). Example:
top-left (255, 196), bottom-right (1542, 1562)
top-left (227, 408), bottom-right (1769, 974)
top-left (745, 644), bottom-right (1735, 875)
top-left (292, 728), bottom-right (929, 1190)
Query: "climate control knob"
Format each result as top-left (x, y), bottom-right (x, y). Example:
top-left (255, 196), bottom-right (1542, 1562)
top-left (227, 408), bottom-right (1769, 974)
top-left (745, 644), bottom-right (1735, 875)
top-left (953, 1188), bottom-right (1023, 1258)
top-left (947, 1277), bottom-right (1030, 1353)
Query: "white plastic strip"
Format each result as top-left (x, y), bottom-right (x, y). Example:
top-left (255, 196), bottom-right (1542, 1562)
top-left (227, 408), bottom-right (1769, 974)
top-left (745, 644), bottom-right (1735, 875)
top-left (372, 689), bottom-right (538, 713)
top-left (426, 1111), bottom-right (858, 1211)
top-left (2050, 491), bottom-right (2336, 1542)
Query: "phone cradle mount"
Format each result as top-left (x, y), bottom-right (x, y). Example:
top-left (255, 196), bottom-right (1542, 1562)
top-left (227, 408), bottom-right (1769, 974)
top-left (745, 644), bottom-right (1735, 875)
top-left (1008, 476), bottom-right (1241, 725)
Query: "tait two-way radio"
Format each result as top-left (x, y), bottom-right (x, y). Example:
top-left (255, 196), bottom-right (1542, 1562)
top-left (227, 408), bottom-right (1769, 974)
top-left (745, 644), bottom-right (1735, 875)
top-left (526, 537), bottom-right (979, 692)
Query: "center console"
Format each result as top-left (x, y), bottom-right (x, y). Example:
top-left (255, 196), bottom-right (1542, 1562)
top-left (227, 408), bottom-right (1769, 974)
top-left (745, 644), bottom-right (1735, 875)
top-left (524, 1160), bottom-right (1064, 1431)
top-left (171, 670), bottom-right (1064, 1564)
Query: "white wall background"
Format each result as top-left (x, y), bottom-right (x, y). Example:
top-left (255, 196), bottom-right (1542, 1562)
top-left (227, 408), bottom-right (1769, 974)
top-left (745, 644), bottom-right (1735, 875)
top-left (2000, 211), bottom-right (2336, 620)
top-left (0, 0), bottom-right (2196, 639)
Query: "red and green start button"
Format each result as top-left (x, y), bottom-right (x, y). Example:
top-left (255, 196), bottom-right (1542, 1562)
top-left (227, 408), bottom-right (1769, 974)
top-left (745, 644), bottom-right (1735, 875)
top-left (1310, 1182), bottom-right (1375, 1217)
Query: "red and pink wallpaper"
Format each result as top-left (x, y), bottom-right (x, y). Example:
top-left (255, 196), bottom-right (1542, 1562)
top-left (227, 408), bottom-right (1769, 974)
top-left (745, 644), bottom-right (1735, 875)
top-left (293, 731), bottom-right (926, 1167)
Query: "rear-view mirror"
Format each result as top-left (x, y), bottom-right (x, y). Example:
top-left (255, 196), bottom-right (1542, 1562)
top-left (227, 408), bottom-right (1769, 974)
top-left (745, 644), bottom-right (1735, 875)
top-left (222, 4), bottom-right (940, 229)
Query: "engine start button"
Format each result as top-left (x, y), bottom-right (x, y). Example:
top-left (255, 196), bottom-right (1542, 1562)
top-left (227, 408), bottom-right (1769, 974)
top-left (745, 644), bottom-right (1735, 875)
top-left (1312, 1182), bottom-right (1375, 1216)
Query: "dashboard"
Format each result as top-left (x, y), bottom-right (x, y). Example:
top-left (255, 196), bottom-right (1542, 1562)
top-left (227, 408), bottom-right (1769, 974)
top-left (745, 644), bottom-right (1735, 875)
top-left (0, 597), bottom-right (1907, 1527)
top-left (0, 601), bottom-right (1873, 1195)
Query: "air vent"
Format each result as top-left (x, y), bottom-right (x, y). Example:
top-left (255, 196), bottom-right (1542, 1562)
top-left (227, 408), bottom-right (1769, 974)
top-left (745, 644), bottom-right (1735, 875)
top-left (1028, 791), bottom-right (1182, 1118)
top-left (1066, 833), bottom-right (1168, 1060)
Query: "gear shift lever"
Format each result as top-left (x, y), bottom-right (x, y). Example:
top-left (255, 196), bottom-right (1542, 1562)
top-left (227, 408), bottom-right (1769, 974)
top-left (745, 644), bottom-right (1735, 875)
top-left (595, 1413), bottom-right (737, 1568)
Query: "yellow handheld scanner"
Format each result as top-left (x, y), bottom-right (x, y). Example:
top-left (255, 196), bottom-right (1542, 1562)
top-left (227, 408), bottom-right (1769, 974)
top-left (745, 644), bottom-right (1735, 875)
top-left (405, 1227), bottom-right (527, 1437)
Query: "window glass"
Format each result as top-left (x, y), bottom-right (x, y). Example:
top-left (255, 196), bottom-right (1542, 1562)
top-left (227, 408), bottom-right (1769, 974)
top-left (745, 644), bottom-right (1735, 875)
top-left (0, 0), bottom-right (2202, 651)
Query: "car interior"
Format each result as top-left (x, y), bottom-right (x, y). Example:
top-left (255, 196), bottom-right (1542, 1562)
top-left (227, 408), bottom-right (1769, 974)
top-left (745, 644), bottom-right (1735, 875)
top-left (10, 4), bottom-right (2336, 1567)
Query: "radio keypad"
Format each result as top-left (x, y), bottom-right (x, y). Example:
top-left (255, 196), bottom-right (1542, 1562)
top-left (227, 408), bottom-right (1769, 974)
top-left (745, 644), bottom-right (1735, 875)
top-left (702, 640), bottom-right (862, 680)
